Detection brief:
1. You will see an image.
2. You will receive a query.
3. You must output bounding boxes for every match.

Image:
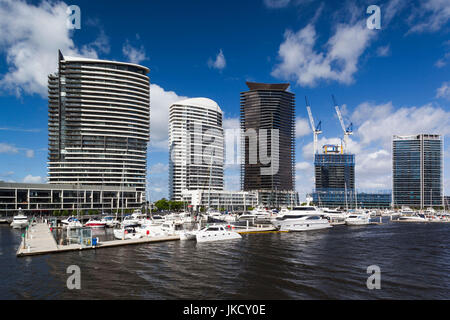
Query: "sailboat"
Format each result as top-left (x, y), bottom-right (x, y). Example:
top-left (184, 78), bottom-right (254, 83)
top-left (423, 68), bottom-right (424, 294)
top-left (345, 188), bottom-right (370, 225)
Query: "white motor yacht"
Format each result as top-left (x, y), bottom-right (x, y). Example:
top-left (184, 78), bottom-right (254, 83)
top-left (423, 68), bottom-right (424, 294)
top-left (10, 210), bottom-right (28, 229)
top-left (195, 225), bottom-right (242, 243)
top-left (271, 206), bottom-right (331, 231)
top-left (122, 213), bottom-right (140, 227)
top-left (100, 216), bottom-right (120, 228)
top-left (345, 213), bottom-right (370, 225)
top-left (322, 207), bottom-right (347, 221)
top-left (397, 213), bottom-right (428, 222)
top-left (84, 218), bottom-right (107, 228)
top-left (113, 224), bottom-right (142, 240)
top-left (140, 214), bottom-right (165, 227)
top-left (203, 210), bottom-right (225, 222)
top-left (178, 211), bottom-right (195, 223)
top-left (61, 216), bottom-right (82, 228)
top-left (239, 206), bottom-right (271, 221)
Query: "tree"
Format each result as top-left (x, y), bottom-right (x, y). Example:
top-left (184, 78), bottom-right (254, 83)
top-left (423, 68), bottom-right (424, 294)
top-left (154, 198), bottom-right (170, 211)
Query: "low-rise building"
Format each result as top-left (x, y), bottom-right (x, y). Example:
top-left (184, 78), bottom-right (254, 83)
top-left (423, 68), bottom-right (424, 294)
top-left (0, 182), bottom-right (143, 216)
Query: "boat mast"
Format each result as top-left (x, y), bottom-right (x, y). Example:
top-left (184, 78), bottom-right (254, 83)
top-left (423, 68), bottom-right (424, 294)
top-left (120, 161), bottom-right (125, 222)
top-left (345, 182), bottom-right (348, 212)
top-left (208, 154), bottom-right (213, 211)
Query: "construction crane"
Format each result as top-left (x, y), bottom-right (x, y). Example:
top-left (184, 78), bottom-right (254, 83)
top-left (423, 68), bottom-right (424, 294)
top-left (332, 95), bottom-right (353, 153)
top-left (305, 96), bottom-right (322, 155)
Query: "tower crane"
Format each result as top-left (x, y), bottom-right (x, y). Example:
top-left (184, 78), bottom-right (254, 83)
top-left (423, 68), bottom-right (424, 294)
top-left (305, 96), bottom-right (322, 155)
top-left (332, 95), bottom-right (353, 154)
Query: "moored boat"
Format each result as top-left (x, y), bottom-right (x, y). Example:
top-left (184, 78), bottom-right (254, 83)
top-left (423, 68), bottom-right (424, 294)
top-left (10, 210), bottom-right (28, 229)
top-left (195, 225), bottom-right (242, 243)
top-left (84, 218), bottom-right (107, 228)
top-left (271, 206), bottom-right (331, 231)
top-left (345, 213), bottom-right (370, 225)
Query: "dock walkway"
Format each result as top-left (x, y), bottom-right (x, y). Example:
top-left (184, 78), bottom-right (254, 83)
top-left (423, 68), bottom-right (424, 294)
top-left (16, 223), bottom-right (180, 257)
top-left (16, 223), bottom-right (277, 257)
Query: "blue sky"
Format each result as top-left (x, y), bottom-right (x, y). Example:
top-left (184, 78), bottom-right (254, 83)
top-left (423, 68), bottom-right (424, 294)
top-left (0, 0), bottom-right (449, 201)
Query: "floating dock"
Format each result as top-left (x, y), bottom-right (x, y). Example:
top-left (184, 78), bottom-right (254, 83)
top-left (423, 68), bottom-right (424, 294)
top-left (16, 223), bottom-right (278, 257)
top-left (16, 223), bottom-right (180, 257)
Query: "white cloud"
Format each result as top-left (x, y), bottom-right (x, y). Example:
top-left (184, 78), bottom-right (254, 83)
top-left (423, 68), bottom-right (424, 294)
top-left (25, 149), bottom-right (34, 158)
top-left (0, 142), bottom-right (19, 154)
top-left (436, 82), bottom-right (450, 100)
top-left (0, 0), bottom-right (108, 97)
top-left (223, 117), bottom-right (240, 130)
top-left (407, 0), bottom-right (450, 34)
top-left (296, 117), bottom-right (310, 138)
top-left (149, 162), bottom-right (168, 175)
top-left (22, 174), bottom-right (44, 183)
top-left (356, 149), bottom-right (391, 190)
top-left (122, 40), bottom-right (148, 64)
top-left (272, 20), bottom-right (375, 87)
top-left (435, 41), bottom-right (450, 67)
top-left (352, 102), bottom-right (450, 147)
top-left (149, 84), bottom-right (188, 151)
top-left (376, 45), bottom-right (391, 57)
top-left (208, 49), bottom-right (226, 71)
top-left (296, 161), bottom-right (312, 171)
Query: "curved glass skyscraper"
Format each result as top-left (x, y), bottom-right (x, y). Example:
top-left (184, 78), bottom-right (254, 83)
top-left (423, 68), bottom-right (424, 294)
top-left (48, 51), bottom-right (150, 192)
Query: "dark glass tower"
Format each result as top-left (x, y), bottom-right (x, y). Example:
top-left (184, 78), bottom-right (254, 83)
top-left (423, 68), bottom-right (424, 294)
top-left (240, 82), bottom-right (295, 192)
top-left (393, 134), bottom-right (443, 208)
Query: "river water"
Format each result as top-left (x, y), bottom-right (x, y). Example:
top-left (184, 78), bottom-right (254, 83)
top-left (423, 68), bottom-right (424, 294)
top-left (1, 220), bottom-right (449, 299)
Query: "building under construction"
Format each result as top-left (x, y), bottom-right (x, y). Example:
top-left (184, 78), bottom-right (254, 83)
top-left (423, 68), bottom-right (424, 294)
top-left (314, 145), bottom-right (355, 191)
top-left (308, 97), bottom-right (390, 209)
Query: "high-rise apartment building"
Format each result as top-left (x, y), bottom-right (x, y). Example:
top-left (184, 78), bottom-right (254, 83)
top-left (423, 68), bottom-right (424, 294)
top-left (169, 98), bottom-right (224, 201)
top-left (47, 51), bottom-right (150, 192)
top-left (240, 82), bottom-right (295, 194)
top-left (392, 134), bottom-right (443, 208)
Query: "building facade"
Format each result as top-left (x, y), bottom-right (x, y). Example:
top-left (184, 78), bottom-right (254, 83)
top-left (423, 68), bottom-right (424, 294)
top-left (169, 98), bottom-right (224, 201)
top-left (0, 182), bottom-right (142, 215)
top-left (181, 190), bottom-right (257, 212)
top-left (240, 82), bottom-right (296, 196)
top-left (311, 189), bottom-right (392, 209)
top-left (392, 134), bottom-right (443, 208)
top-left (314, 147), bottom-right (355, 191)
top-left (48, 51), bottom-right (150, 192)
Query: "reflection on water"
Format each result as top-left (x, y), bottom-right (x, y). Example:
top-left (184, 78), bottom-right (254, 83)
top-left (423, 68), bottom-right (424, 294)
top-left (1, 221), bottom-right (449, 299)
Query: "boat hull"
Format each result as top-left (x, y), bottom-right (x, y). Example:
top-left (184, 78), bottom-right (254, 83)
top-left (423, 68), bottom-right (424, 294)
top-left (10, 222), bottom-right (28, 229)
top-left (274, 220), bottom-right (332, 232)
top-left (196, 231), bottom-right (242, 243)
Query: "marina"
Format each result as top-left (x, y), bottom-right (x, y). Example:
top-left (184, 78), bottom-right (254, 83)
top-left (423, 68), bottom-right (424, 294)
top-left (11, 206), bottom-right (448, 258)
top-left (14, 220), bottom-right (279, 257)
top-left (1, 218), bottom-right (449, 300)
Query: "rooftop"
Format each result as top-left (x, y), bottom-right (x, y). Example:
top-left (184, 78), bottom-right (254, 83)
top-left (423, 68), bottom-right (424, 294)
top-left (172, 97), bottom-right (222, 113)
top-left (60, 51), bottom-right (150, 74)
top-left (245, 81), bottom-right (290, 91)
